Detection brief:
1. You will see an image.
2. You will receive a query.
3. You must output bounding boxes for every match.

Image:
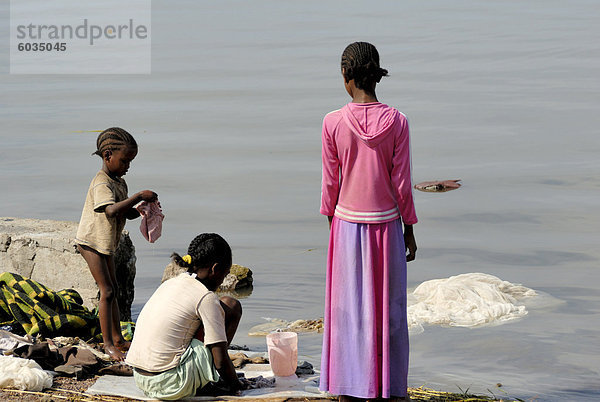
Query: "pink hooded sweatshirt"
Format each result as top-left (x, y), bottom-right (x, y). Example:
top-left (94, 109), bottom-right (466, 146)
top-left (320, 102), bottom-right (418, 225)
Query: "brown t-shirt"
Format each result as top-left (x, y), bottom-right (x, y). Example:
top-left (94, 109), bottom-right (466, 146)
top-left (75, 170), bottom-right (128, 255)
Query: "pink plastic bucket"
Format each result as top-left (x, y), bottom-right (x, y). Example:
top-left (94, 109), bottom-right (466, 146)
top-left (266, 332), bottom-right (298, 377)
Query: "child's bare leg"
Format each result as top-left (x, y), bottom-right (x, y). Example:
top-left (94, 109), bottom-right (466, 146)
top-left (77, 245), bottom-right (125, 361)
top-left (106, 255), bottom-right (130, 351)
top-left (111, 300), bottom-right (130, 351)
top-left (219, 296), bottom-right (242, 346)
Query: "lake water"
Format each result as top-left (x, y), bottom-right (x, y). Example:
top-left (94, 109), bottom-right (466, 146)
top-left (1, 1), bottom-right (599, 400)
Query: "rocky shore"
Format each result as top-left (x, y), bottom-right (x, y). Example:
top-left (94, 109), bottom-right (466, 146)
top-left (0, 217), bottom-right (136, 320)
top-left (0, 217), bottom-right (255, 321)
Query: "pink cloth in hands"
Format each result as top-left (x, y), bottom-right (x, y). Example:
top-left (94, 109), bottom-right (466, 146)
top-left (136, 201), bottom-right (164, 243)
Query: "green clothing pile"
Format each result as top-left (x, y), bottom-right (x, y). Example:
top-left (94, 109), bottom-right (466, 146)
top-left (0, 272), bottom-right (134, 341)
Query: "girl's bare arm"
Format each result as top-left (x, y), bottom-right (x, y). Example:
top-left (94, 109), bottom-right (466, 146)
top-left (210, 342), bottom-right (241, 393)
top-left (104, 190), bottom-right (157, 219)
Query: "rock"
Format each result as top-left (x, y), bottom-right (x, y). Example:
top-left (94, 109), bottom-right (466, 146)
top-left (6, 238), bottom-right (36, 277)
top-left (287, 318), bottom-right (324, 333)
top-left (216, 285), bottom-right (253, 299)
top-left (219, 264), bottom-right (253, 291)
top-left (414, 179), bottom-right (461, 192)
top-left (0, 217), bottom-right (136, 320)
top-left (113, 234), bottom-right (136, 320)
top-left (0, 234), bottom-right (11, 252)
top-left (229, 352), bottom-right (269, 369)
top-left (161, 261), bottom-right (185, 283)
top-left (161, 262), bottom-right (253, 297)
top-left (248, 318), bottom-right (324, 336)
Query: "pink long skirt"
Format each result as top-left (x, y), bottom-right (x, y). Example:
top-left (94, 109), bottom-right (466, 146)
top-left (320, 217), bottom-right (409, 398)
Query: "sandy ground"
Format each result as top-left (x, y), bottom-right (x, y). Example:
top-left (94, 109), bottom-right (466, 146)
top-left (0, 376), bottom-right (503, 402)
top-left (0, 375), bottom-right (335, 402)
top-left (0, 376), bottom-right (139, 402)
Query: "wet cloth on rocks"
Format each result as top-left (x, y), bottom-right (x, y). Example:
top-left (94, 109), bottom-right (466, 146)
top-left (239, 374), bottom-right (276, 390)
top-left (229, 352), bottom-right (269, 368)
top-left (197, 373), bottom-right (276, 395)
top-left (0, 272), bottom-right (99, 338)
top-left (136, 200), bottom-right (164, 243)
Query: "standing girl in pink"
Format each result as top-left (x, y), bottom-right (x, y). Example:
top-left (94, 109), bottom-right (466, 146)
top-left (319, 42), bottom-right (418, 401)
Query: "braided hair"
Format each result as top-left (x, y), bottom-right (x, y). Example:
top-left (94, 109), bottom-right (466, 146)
top-left (172, 233), bottom-right (232, 273)
top-left (93, 127), bottom-right (138, 157)
top-left (341, 42), bottom-right (389, 92)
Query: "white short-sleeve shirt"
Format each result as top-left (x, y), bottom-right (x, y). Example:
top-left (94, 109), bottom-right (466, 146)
top-left (125, 273), bottom-right (228, 372)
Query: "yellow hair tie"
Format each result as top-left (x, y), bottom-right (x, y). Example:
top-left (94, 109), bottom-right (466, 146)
top-left (182, 255), bottom-right (192, 265)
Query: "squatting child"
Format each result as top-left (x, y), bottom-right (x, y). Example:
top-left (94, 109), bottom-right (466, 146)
top-left (126, 233), bottom-right (243, 400)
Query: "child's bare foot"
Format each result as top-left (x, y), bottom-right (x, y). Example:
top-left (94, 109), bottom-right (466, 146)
top-left (104, 344), bottom-right (126, 361)
top-left (115, 340), bottom-right (131, 352)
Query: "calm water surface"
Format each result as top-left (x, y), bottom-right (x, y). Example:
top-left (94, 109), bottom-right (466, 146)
top-left (1, 1), bottom-right (599, 400)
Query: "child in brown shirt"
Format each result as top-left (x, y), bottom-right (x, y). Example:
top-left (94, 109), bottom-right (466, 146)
top-left (75, 127), bottom-right (158, 361)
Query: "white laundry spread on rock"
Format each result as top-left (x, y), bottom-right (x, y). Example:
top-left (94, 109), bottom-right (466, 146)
top-left (408, 273), bottom-right (537, 331)
top-left (0, 355), bottom-right (53, 391)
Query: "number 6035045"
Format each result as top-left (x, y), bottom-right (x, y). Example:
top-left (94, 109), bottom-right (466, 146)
top-left (17, 42), bottom-right (66, 51)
